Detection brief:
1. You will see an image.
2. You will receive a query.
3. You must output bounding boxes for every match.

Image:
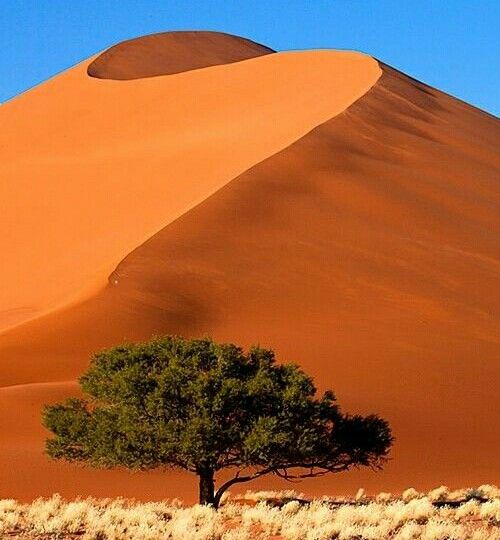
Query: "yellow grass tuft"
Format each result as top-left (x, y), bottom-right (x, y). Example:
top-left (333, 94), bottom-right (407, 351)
top-left (0, 486), bottom-right (498, 539)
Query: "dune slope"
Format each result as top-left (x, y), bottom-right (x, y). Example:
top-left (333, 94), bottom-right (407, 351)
top-left (0, 46), bottom-right (379, 333)
top-left (0, 35), bottom-right (499, 501)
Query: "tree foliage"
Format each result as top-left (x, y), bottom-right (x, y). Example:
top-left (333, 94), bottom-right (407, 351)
top-left (44, 336), bottom-right (392, 507)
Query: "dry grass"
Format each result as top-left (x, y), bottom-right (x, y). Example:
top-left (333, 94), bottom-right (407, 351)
top-left (0, 486), bottom-right (498, 539)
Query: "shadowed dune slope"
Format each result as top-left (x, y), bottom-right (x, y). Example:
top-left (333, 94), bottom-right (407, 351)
top-left (0, 48), bottom-right (379, 333)
top-left (0, 50), bottom-right (499, 499)
top-left (87, 31), bottom-right (274, 80)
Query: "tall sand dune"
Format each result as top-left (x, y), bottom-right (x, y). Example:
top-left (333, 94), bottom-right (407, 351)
top-left (0, 40), bottom-right (379, 334)
top-left (0, 32), bottom-right (498, 501)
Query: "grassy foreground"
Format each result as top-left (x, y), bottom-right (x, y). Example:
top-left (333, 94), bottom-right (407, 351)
top-left (1, 486), bottom-right (498, 539)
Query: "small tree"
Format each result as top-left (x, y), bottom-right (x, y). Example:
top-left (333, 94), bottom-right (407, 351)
top-left (43, 336), bottom-right (392, 508)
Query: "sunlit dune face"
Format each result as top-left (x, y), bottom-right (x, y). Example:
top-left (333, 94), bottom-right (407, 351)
top-left (0, 49), bottom-right (380, 333)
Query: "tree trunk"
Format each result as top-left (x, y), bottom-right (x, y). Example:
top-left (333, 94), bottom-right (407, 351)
top-left (198, 469), bottom-right (215, 506)
top-left (213, 486), bottom-right (227, 510)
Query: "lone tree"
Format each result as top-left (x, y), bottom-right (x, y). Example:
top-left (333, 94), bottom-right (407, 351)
top-left (44, 336), bottom-right (392, 508)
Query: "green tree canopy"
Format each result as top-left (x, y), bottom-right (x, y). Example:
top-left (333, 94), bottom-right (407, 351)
top-left (43, 336), bottom-right (392, 507)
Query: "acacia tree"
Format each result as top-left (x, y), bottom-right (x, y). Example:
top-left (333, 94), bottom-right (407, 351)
top-left (43, 336), bottom-right (392, 508)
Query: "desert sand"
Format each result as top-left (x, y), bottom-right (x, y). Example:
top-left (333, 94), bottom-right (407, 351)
top-left (0, 32), bottom-right (498, 502)
top-left (87, 30), bottom-right (273, 79)
top-left (0, 40), bottom-right (380, 336)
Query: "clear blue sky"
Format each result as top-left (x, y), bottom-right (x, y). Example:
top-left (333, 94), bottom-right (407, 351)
top-left (1, 1), bottom-right (499, 115)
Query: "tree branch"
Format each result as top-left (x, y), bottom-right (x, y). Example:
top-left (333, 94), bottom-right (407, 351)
top-left (213, 466), bottom-right (277, 508)
top-left (212, 459), bottom-right (355, 508)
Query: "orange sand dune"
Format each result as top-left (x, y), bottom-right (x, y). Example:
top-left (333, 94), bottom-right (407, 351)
top-left (0, 46), bottom-right (379, 334)
top-left (87, 30), bottom-right (273, 79)
top-left (0, 33), bottom-right (499, 502)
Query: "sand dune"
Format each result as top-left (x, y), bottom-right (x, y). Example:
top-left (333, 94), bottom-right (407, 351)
top-left (0, 32), bottom-right (499, 501)
top-left (0, 45), bottom-right (379, 335)
top-left (87, 30), bottom-right (273, 79)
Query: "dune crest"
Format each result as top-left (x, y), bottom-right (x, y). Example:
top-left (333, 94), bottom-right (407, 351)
top-left (87, 30), bottom-right (274, 79)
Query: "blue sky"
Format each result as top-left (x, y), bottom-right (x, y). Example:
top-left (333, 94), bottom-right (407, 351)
top-left (1, 1), bottom-right (498, 114)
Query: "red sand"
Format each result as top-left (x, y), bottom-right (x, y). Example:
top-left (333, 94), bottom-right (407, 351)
top-left (0, 33), bottom-right (498, 502)
top-left (0, 45), bottom-right (379, 336)
top-left (87, 30), bottom-right (274, 79)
